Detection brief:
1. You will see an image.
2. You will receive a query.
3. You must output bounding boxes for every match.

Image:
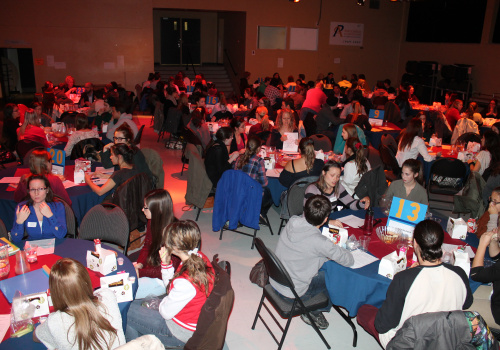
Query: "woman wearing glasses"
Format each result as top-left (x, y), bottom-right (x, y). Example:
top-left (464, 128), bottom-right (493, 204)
top-left (11, 175), bottom-right (67, 243)
top-left (97, 124), bottom-right (152, 181)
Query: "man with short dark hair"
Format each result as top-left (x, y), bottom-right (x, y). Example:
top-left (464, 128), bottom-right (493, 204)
top-left (270, 195), bottom-right (354, 330)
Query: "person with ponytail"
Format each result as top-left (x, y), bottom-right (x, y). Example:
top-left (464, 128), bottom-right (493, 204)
top-left (34, 258), bottom-right (125, 350)
top-left (126, 220), bottom-right (215, 347)
top-left (279, 137), bottom-right (324, 188)
top-left (85, 143), bottom-right (140, 197)
top-left (233, 135), bottom-right (273, 215)
top-left (340, 137), bottom-right (371, 196)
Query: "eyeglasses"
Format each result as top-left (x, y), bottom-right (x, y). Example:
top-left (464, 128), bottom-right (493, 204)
top-left (490, 197), bottom-right (500, 205)
top-left (143, 205), bottom-right (149, 210)
top-left (113, 137), bottom-right (127, 142)
top-left (29, 188), bottom-right (47, 194)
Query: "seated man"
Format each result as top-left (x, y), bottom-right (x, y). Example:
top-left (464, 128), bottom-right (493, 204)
top-left (357, 219), bottom-right (473, 348)
top-left (270, 195), bottom-right (354, 330)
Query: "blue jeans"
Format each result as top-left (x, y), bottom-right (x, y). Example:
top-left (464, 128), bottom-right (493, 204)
top-left (277, 270), bottom-right (331, 315)
top-left (299, 107), bottom-right (318, 121)
top-left (125, 299), bottom-right (185, 347)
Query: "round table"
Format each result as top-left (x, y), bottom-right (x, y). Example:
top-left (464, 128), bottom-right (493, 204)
top-left (0, 238), bottom-right (137, 349)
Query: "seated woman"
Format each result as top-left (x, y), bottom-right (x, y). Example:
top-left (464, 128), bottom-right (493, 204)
top-left (241, 88), bottom-right (258, 111)
top-left (465, 101), bottom-right (484, 126)
top-left (470, 228), bottom-right (500, 329)
top-left (345, 101), bottom-right (372, 133)
top-left (248, 106), bottom-right (272, 141)
top-left (34, 258), bottom-right (125, 349)
top-left (337, 123), bottom-right (365, 164)
top-left (229, 117), bottom-right (247, 153)
top-left (233, 136), bottom-right (273, 215)
top-left (85, 143), bottom-right (140, 198)
top-left (64, 113), bottom-right (99, 155)
top-left (304, 161), bottom-right (370, 211)
top-left (469, 130), bottom-right (500, 176)
top-left (32, 101), bottom-right (54, 127)
top-left (340, 137), bottom-right (371, 197)
top-left (17, 108), bottom-right (50, 148)
top-left (483, 99), bottom-right (498, 119)
top-left (11, 175), bottom-right (67, 243)
top-left (14, 149), bottom-right (71, 205)
top-left (90, 91), bottom-right (113, 131)
top-left (98, 124), bottom-right (153, 181)
top-left (450, 110), bottom-right (480, 145)
top-left (209, 92), bottom-right (233, 121)
top-left (384, 159), bottom-right (428, 205)
top-left (279, 137), bottom-right (324, 188)
top-left (205, 127), bottom-right (240, 189)
top-left (396, 117), bottom-right (439, 167)
top-left (187, 108), bottom-right (211, 150)
top-left (126, 220), bottom-right (215, 347)
top-left (476, 187), bottom-right (500, 238)
top-left (134, 189), bottom-right (180, 298)
top-left (268, 108), bottom-right (298, 150)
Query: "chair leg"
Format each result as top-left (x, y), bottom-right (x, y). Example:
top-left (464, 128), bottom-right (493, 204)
top-left (195, 207), bottom-right (202, 221)
top-left (277, 219), bottom-right (286, 235)
top-left (263, 214), bottom-right (274, 235)
top-left (251, 229), bottom-right (258, 249)
top-left (333, 305), bottom-right (357, 347)
top-left (219, 227), bottom-right (224, 241)
top-left (303, 311), bottom-right (331, 349)
top-left (251, 294), bottom-right (266, 330)
top-left (278, 317), bottom-right (295, 350)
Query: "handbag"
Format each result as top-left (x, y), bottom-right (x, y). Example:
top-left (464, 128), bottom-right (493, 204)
top-left (249, 259), bottom-right (268, 288)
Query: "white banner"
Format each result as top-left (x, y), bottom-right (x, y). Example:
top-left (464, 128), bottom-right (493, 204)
top-left (330, 22), bottom-right (364, 46)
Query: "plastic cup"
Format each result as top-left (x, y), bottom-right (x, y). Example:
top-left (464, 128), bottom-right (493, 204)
top-left (26, 245), bottom-right (38, 263)
top-left (117, 257), bottom-right (124, 265)
top-left (128, 276), bottom-right (136, 283)
top-left (359, 237), bottom-right (371, 252)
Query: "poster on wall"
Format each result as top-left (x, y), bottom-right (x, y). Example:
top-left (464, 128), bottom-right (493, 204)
top-left (330, 22), bottom-right (364, 46)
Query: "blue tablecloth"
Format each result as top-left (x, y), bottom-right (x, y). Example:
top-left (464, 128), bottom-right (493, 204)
top-left (321, 208), bottom-right (481, 317)
top-left (0, 161), bottom-right (108, 230)
top-left (0, 238), bottom-right (137, 349)
top-left (367, 128), bottom-right (401, 150)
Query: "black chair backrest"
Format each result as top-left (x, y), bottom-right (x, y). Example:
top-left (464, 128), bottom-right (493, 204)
top-left (54, 195), bottom-right (77, 238)
top-left (79, 203), bottom-right (130, 254)
top-left (379, 144), bottom-right (401, 176)
top-left (429, 157), bottom-right (468, 183)
top-left (310, 134), bottom-right (332, 152)
top-left (380, 133), bottom-right (398, 154)
top-left (133, 124), bottom-right (145, 145)
top-left (16, 140), bottom-right (45, 161)
top-left (0, 219), bottom-right (8, 239)
top-left (455, 132), bottom-right (481, 148)
top-left (70, 137), bottom-right (104, 160)
top-left (213, 111), bottom-right (233, 121)
top-left (60, 112), bottom-right (77, 126)
top-left (287, 176), bottom-right (319, 217)
top-left (254, 238), bottom-right (295, 290)
top-left (182, 127), bottom-right (203, 147)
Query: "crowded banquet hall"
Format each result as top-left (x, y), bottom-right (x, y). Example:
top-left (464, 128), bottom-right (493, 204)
top-left (1, 0), bottom-right (500, 349)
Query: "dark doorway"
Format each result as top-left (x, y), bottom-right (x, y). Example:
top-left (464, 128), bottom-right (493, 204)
top-left (161, 18), bottom-right (201, 65)
top-left (0, 48), bottom-right (36, 100)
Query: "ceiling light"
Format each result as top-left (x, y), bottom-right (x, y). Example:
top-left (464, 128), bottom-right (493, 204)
top-left (357, 0), bottom-right (365, 5)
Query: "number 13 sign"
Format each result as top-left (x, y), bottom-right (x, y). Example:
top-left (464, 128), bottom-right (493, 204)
top-left (388, 197), bottom-right (427, 224)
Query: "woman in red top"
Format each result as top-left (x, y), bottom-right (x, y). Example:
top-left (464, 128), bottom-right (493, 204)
top-left (445, 99), bottom-right (463, 130)
top-left (134, 189), bottom-right (178, 279)
top-left (17, 108), bottom-right (50, 148)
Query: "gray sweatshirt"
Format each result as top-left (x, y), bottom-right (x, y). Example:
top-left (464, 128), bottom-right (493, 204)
top-left (270, 215), bottom-right (354, 298)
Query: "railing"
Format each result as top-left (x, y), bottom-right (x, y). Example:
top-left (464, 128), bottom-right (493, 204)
top-left (184, 48), bottom-right (197, 77)
top-left (223, 49), bottom-right (240, 98)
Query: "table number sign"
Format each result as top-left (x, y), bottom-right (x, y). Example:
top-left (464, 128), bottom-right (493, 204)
top-left (47, 148), bottom-right (66, 175)
top-left (387, 197), bottom-right (428, 243)
top-left (368, 109), bottom-right (384, 126)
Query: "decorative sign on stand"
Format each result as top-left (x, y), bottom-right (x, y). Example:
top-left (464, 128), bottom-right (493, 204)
top-left (387, 197), bottom-right (428, 243)
top-left (47, 148), bottom-right (66, 176)
top-left (368, 109), bottom-right (384, 126)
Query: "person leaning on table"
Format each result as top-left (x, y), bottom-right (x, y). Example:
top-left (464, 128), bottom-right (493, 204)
top-left (356, 219), bottom-right (473, 348)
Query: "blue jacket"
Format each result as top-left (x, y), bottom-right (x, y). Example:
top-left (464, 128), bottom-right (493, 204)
top-left (212, 170), bottom-right (263, 231)
top-left (11, 201), bottom-right (67, 243)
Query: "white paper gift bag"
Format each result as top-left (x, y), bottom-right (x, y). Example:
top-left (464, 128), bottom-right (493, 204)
top-left (378, 251), bottom-right (407, 280)
top-left (12, 292), bottom-right (49, 321)
top-left (322, 226), bottom-right (348, 248)
top-left (100, 273), bottom-right (134, 303)
top-left (454, 250), bottom-right (470, 276)
top-left (87, 248), bottom-right (117, 276)
top-left (447, 217), bottom-right (467, 240)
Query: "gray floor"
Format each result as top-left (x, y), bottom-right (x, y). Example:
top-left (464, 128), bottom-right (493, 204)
top-left (138, 115), bottom-right (382, 350)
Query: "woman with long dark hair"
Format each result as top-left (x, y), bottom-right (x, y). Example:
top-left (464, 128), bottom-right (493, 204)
top-left (340, 137), bottom-right (371, 196)
top-left (385, 159), bottom-right (428, 205)
top-left (279, 137), bottom-right (324, 188)
top-left (396, 117), bottom-right (439, 167)
top-left (34, 258), bottom-right (125, 349)
top-left (470, 130), bottom-right (500, 176)
top-left (205, 127), bottom-right (240, 188)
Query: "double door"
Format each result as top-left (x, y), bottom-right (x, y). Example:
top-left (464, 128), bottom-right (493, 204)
top-left (161, 17), bottom-right (201, 65)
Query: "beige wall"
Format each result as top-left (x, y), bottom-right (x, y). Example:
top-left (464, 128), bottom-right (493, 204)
top-left (152, 10), bottom-right (218, 64)
top-left (397, 0), bottom-right (500, 96)
top-left (1, 0), bottom-right (154, 92)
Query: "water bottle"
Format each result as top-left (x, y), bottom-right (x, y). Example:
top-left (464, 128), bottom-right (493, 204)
top-left (363, 208), bottom-right (374, 236)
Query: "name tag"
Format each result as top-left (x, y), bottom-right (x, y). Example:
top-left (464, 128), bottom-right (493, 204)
top-left (27, 222), bottom-right (37, 228)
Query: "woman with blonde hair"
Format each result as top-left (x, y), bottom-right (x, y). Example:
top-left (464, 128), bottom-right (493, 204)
top-left (126, 220), bottom-right (214, 347)
top-left (279, 137), bottom-right (324, 188)
top-left (268, 108), bottom-right (298, 149)
top-left (340, 137), bottom-right (371, 196)
top-left (34, 258), bottom-right (125, 349)
top-left (465, 101), bottom-right (483, 126)
top-left (14, 149), bottom-right (71, 205)
top-left (17, 108), bottom-right (49, 147)
top-left (249, 106), bottom-right (271, 137)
